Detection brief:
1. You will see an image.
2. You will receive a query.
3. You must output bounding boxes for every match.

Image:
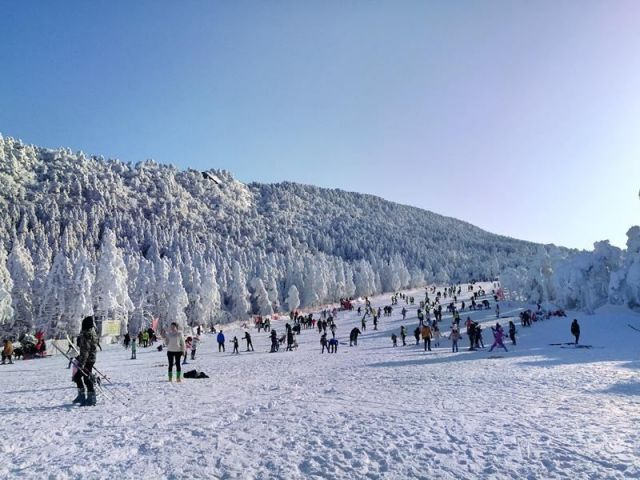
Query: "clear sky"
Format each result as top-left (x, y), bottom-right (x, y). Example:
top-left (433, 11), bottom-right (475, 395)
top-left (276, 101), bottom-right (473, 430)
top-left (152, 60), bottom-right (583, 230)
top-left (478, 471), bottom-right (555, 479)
top-left (1, 1), bottom-right (639, 250)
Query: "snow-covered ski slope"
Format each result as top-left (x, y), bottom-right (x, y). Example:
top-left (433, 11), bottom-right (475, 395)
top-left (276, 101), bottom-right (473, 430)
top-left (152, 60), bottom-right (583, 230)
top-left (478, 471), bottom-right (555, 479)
top-left (2, 283), bottom-right (639, 480)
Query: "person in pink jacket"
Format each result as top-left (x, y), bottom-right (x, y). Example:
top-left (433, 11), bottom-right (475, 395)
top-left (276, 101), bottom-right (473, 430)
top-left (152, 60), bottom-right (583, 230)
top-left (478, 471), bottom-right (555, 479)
top-left (489, 323), bottom-right (508, 352)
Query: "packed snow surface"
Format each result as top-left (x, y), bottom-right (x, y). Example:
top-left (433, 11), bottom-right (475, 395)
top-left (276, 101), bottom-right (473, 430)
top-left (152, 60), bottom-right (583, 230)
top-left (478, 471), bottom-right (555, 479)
top-left (2, 283), bottom-right (639, 479)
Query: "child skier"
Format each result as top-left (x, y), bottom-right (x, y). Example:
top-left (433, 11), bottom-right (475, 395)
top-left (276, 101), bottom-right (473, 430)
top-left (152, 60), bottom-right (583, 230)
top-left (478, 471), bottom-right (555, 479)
top-left (489, 324), bottom-right (508, 352)
top-left (232, 336), bottom-right (239, 354)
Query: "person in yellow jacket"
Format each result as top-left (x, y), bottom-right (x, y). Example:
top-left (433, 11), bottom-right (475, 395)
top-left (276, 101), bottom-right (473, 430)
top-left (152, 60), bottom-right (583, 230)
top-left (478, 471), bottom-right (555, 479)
top-left (421, 324), bottom-right (432, 352)
top-left (2, 339), bottom-right (14, 364)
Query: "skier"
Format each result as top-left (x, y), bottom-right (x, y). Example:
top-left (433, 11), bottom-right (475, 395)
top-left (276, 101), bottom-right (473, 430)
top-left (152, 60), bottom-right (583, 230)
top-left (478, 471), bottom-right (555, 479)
top-left (320, 333), bottom-right (328, 353)
top-left (130, 338), bottom-right (137, 360)
top-left (217, 330), bottom-right (225, 352)
top-left (508, 321), bottom-right (517, 345)
top-left (571, 319), bottom-right (580, 345)
top-left (373, 315), bottom-right (378, 330)
top-left (1, 339), bottom-right (14, 364)
top-left (391, 333), bottom-right (398, 347)
top-left (413, 327), bottom-right (420, 345)
top-left (361, 315), bottom-right (367, 331)
top-left (401, 307), bottom-right (407, 320)
top-left (270, 329), bottom-right (278, 352)
top-left (165, 322), bottom-right (186, 382)
top-left (400, 326), bottom-right (407, 346)
top-left (232, 336), bottom-right (239, 354)
top-left (72, 316), bottom-right (99, 405)
top-left (349, 327), bottom-right (361, 347)
top-left (243, 331), bottom-right (254, 352)
top-left (489, 324), bottom-right (508, 352)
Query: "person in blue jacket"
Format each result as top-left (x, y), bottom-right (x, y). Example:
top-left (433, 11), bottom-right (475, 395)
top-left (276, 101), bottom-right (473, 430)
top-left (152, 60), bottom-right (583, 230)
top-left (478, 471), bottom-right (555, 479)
top-left (217, 330), bottom-right (225, 352)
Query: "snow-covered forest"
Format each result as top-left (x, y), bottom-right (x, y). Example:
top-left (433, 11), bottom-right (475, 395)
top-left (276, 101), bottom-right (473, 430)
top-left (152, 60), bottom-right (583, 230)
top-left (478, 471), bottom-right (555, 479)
top-left (1, 134), bottom-right (638, 338)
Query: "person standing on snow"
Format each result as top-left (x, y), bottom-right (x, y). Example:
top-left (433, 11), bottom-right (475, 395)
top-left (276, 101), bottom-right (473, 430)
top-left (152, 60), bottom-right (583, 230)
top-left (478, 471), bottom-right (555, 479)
top-left (421, 324), bottom-right (432, 351)
top-left (165, 322), bottom-right (186, 382)
top-left (72, 316), bottom-right (99, 406)
top-left (400, 326), bottom-right (407, 346)
top-left (489, 323), bottom-right (508, 352)
top-left (217, 330), bottom-right (225, 352)
top-left (508, 321), bottom-right (517, 345)
top-left (450, 327), bottom-right (460, 353)
top-left (242, 331), bottom-right (254, 352)
top-left (571, 319), bottom-right (580, 345)
top-left (413, 327), bottom-right (421, 345)
top-left (232, 336), bottom-right (239, 354)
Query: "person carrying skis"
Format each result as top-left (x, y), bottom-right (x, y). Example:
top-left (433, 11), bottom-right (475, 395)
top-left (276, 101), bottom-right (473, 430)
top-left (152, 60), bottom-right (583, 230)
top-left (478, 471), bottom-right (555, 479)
top-left (243, 331), bottom-right (254, 352)
top-left (571, 319), bottom-right (580, 345)
top-left (217, 330), bottom-right (225, 352)
top-left (165, 322), bottom-right (186, 382)
top-left (508, 321), bottom-right (517, 345)
top-left (489, 323), bottom-right (508, 352)
top-left (72, 316), bottom-right (99, 405)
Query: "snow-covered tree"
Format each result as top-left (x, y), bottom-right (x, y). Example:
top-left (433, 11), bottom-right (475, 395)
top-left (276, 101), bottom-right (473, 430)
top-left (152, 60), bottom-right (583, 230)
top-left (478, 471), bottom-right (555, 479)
top-left (166, 265), bottom-right (188, 330)
top-left (67, 250), bottom-right (95, 335)
top-left (8, 240), bottom-right (34, 334)
top-left (251, 277), bottom-right (273, 316)
top-left (93, 229), bottom-right (133, 335)
top-left (286, 284), bottom-right (300, 312)
top-left (229, 261), bottom-right (250, 320)
top-left (0, 243), bottom-right (14, 327)
top-left (37, 251), bottom-right (72, 336)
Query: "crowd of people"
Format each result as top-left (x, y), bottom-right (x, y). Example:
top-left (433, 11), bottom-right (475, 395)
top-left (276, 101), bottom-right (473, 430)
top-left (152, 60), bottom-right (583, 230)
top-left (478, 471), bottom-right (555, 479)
top-left (2, 281), bottom-right (586, 410)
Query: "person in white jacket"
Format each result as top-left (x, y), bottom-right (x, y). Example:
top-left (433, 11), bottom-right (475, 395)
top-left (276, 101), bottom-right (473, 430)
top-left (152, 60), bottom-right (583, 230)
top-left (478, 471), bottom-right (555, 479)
top-left (164, 322), bottom-right (185, 383)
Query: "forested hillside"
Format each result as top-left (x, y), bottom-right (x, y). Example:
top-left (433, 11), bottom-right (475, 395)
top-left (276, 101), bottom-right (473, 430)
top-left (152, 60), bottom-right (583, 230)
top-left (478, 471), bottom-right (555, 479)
top-left (0, 134), bottom-right (541, 336)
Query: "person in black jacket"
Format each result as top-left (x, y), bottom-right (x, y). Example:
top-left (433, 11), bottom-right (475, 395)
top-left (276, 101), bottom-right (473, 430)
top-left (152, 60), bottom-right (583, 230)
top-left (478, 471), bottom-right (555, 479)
top-left (349, 328), bottom-right (361, 346)
top-left (571, 319), bottom-right (580, 345)
top-left (243, 331), bottom-right (254, 352)
top-left (72, 316), bottom-right (99, 406)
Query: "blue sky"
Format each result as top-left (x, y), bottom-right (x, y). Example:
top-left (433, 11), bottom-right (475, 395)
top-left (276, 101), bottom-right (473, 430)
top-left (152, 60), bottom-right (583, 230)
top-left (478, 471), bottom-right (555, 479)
top-left (1, 1), bottom-right (639, 250)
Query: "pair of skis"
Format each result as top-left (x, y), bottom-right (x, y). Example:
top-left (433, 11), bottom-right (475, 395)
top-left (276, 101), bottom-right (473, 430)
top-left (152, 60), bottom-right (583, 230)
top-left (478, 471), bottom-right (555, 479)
top-left (51, 336), bottom-right (130, 406)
